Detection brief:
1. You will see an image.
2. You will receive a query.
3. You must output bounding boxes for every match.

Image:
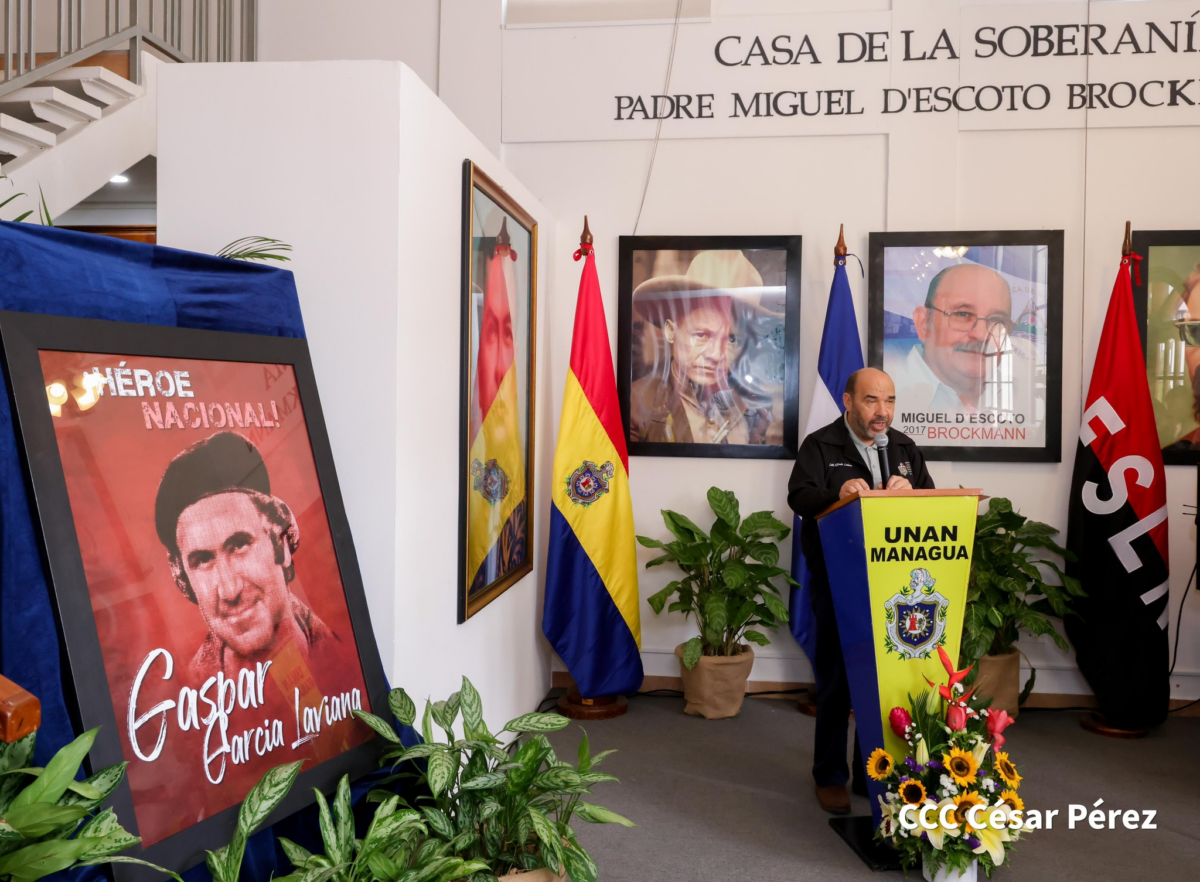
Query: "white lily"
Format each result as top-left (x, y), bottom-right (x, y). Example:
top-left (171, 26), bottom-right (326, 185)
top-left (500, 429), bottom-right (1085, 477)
top-left (916, 738), bottom-right (930, 766)
top-left (925, 798), bottom-right (962, 850)
top-left (971, 805), bottom-right (1012, 865)
top-left (972, 739), bottom-right (990, 766)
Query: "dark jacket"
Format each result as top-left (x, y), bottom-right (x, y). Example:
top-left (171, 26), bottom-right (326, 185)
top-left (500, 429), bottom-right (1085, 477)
top-left (787, 416), bottom-right (934, 577)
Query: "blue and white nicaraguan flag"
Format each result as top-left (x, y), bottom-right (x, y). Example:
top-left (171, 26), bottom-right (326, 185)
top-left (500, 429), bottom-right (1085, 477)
top-left (789, 248), bottom-right (864, 663)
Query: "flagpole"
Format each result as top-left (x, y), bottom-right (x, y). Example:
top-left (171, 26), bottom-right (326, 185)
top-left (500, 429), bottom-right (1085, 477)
top-left (554, 215), bottom-right (632, 722)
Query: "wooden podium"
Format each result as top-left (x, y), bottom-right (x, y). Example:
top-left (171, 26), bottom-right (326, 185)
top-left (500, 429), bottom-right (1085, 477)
top-left (815, 489), bottom-right (982, 868)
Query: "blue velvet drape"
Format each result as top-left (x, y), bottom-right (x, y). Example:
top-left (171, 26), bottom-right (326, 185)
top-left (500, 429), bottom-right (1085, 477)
top-left (0, 222), bottom-right (408, 882)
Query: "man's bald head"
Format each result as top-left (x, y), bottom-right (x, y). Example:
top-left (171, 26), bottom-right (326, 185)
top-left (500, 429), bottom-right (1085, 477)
top-left (845, 367), bottom-right (891, 398)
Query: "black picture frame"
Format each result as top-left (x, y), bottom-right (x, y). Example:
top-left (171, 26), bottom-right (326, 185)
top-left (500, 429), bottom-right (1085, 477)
top-left (457, 161), bottom-right (539, 622)
top-left (1132, 229), bottom-right (1200, 466)
top-left (617, 235), bottom-right (802, 459)
top-left (0, 311), bottom-right (388, 882)
top-left (867, 230), bottom-right (1065, 463)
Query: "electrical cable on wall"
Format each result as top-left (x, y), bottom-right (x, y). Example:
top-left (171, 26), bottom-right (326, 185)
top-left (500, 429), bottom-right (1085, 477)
top-left (632, 0), bottom-right (685, 236)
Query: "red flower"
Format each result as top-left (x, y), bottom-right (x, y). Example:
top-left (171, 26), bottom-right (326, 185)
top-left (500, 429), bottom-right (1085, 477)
top-left (937, 645), bottom-right (974, 688)
top-left (987, 709), bottom-right (1014, 751)
top-left (947, 704), bottom-right (968, 731)
top-left (889, 707), bottom-right (913, 738)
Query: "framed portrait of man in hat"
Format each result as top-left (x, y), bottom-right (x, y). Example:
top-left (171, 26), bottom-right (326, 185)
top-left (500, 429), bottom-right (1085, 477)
top-left (0, 312), bottom-right (388, 879)
top-left (1132, 230), bottom-right (1200, 465)
top-left (617, 235), bottom-right (801, 459)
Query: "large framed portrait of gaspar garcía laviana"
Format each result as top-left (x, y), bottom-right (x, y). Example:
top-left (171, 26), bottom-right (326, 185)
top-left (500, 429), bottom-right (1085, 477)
top-left (0, 311), bottom-right (388, 881)
top-left (458, 161), bottom-right (538, 622)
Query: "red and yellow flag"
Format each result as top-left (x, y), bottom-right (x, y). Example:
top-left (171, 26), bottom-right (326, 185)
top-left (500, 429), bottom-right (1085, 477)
top-left (542, 240), bottom-right (642, 697)
top-left (467, 241), bottom-right (526, 591)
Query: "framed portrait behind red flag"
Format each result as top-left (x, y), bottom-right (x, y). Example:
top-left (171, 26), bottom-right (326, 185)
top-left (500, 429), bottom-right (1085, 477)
top-left (0, 311), bottom-right (388, 880)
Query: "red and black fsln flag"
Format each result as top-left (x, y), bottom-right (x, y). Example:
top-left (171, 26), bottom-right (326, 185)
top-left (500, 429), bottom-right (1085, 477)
top-left (1066, 250), bottom-right (1170, 730)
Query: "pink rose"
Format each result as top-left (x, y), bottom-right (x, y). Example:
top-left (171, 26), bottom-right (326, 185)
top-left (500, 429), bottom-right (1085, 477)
top-left (947, 704), bottom-right (968, 731)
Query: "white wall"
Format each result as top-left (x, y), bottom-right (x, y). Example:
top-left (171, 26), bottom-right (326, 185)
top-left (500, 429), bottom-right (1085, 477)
top-left (258, 0), bottom-right (441, 92)
top-left (157, 60), bottom-right (555, 728)
top-left (496, 2), bottom-right (1200, 702)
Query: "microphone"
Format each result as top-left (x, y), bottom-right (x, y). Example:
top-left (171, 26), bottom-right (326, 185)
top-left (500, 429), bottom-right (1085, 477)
top-left (874, 433), bottom-right (891, 488)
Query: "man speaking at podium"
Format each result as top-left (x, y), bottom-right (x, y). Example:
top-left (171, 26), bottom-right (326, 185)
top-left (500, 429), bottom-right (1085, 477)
top-left (787, 367), bottom-right (934, 814)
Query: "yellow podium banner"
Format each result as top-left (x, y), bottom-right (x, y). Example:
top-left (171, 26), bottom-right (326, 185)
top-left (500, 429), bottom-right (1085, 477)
top-left (861, 495), bottom-right (978, 760)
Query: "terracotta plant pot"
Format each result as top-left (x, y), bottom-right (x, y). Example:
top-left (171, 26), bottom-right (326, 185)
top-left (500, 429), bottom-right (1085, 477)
top-left (497, 869), bottom-right (565, 882)
top-left (675, 643), bottom-right (755, 719)
top-left (975, 650), bottom-right (1021, 718)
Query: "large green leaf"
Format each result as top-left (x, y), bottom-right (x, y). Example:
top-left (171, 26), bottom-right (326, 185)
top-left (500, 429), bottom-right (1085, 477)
top-left (8, 729), bottom-right (96, 810)
top-left (635, 535), bottom-right (666, 548)
top-left (459, 772), bottom-right (505, 791)
top-left (739, 511), bottom-right (789, 540)
top-left (681, 637), bottom-right (703, 670)
top-left (460, 678), bottom-right (484, 733)
top-left (421, 806), bottom-right (455, 840)
top-left (662, 510), bottom-right (709, 543)
top-left (531, 767), bottom-right (580, 792)
top-left (3, 803), bottom-right (89, 838)
top-left (560, 843), bottom-right (598, 882)
top-left (707, 487), bottom-right (740, 527)
top-left (572, 803), bottom-right (635, 826)
top-left (646, 583), bottom-right (677, 615)
top-left (760, 592), bottom-right (790, 623)
top-left (745, 543), bottom-right (779, 567)
top-left (0, 838), bottom-right (92, 881)
top-left (239, 761), bottom-right (301, 834)
top-left (57, 761), bottom-right (126, 811)
top-left (722, 561), bottom-right (748, 590)
top-left (390, 688), bottom-right (417, 728)
top-left (525, 807), bottom-right (563, 875)
top-left (354, 710), bottom-right (401, 743)
top-left (278, 837), bottom-right (315, 869)
top-left (426, 750), bottom-right (456, 798)
top-left (332, 775), bottom-right (353, 865)
top-left (742, 630), bottom-right (770, 646)
top-left (703, 594), bottom-right (728, 635)
top-left (502, 713), bottom-right (570, 733)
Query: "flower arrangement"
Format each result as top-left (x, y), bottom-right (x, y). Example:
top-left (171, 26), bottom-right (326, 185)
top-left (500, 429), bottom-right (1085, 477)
top-left (872, 647), bottom-right (1025, 879)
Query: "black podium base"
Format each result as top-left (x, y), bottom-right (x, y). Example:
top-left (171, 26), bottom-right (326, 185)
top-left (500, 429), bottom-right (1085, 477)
top-left (828, 816), bottom-right (902, 871)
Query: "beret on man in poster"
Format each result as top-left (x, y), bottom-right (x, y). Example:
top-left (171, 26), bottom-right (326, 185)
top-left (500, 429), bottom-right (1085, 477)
top-left (154, 430), bottom-right (273, 551)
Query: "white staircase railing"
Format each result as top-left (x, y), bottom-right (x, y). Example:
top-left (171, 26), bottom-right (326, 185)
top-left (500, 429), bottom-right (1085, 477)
top-left (2, 0), bottom-right (256, 97)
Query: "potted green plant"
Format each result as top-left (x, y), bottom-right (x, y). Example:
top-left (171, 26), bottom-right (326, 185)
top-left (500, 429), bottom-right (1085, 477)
top-left (275, 775), bottom-right (488, 882)
top-left (962, 497), bottom-right (1085, 716)
top-left (0, 727), bottom-right (179, 882)
top-left (636, 487), bottom-right (794, 719)
top-left (353, 677), bottom-right (633, 882)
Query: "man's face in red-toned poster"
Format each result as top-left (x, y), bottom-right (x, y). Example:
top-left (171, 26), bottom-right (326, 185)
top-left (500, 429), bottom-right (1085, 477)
top-left (176, 492), bottom-right (292, 664)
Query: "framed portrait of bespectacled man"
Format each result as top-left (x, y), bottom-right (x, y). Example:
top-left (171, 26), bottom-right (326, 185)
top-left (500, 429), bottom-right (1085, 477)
top-left (617, 235), bottom-right (802, 459)
top-left (868, 230), bottom-right (1064, 463)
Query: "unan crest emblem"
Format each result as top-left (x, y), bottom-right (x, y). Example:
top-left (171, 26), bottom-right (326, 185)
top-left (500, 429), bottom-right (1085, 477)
top-left (565, 460), bottom-right (614, 507)
top-left (883, 567), bottom-right (950, 660)
top-left (471, 458), bottom-right (510, 505)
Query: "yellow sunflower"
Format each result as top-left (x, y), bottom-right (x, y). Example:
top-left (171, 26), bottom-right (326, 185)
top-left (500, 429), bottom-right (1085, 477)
top-left (866, 747), bottom-right (894, 781)
top-left (942, 747), bottom-right (979, 787)
top-left (994, 752), bottom-right (1022, 789)
top-left (898, 778), bottom-right (927, 806)
top-left (998, 790), bottom-right (1024, 813)
top-left (950, 791), bottom-right (987, 833)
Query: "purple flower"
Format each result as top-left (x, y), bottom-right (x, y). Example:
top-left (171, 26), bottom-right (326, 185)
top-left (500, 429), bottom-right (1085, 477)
top-left (926, 760), bottom-right (943, 770)
top-left (920, 832), bottom-right (930, 842)
top-left (905, 757), bottom-right (918, 770)
top-left (966, 836), bottom-right (980, 849)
